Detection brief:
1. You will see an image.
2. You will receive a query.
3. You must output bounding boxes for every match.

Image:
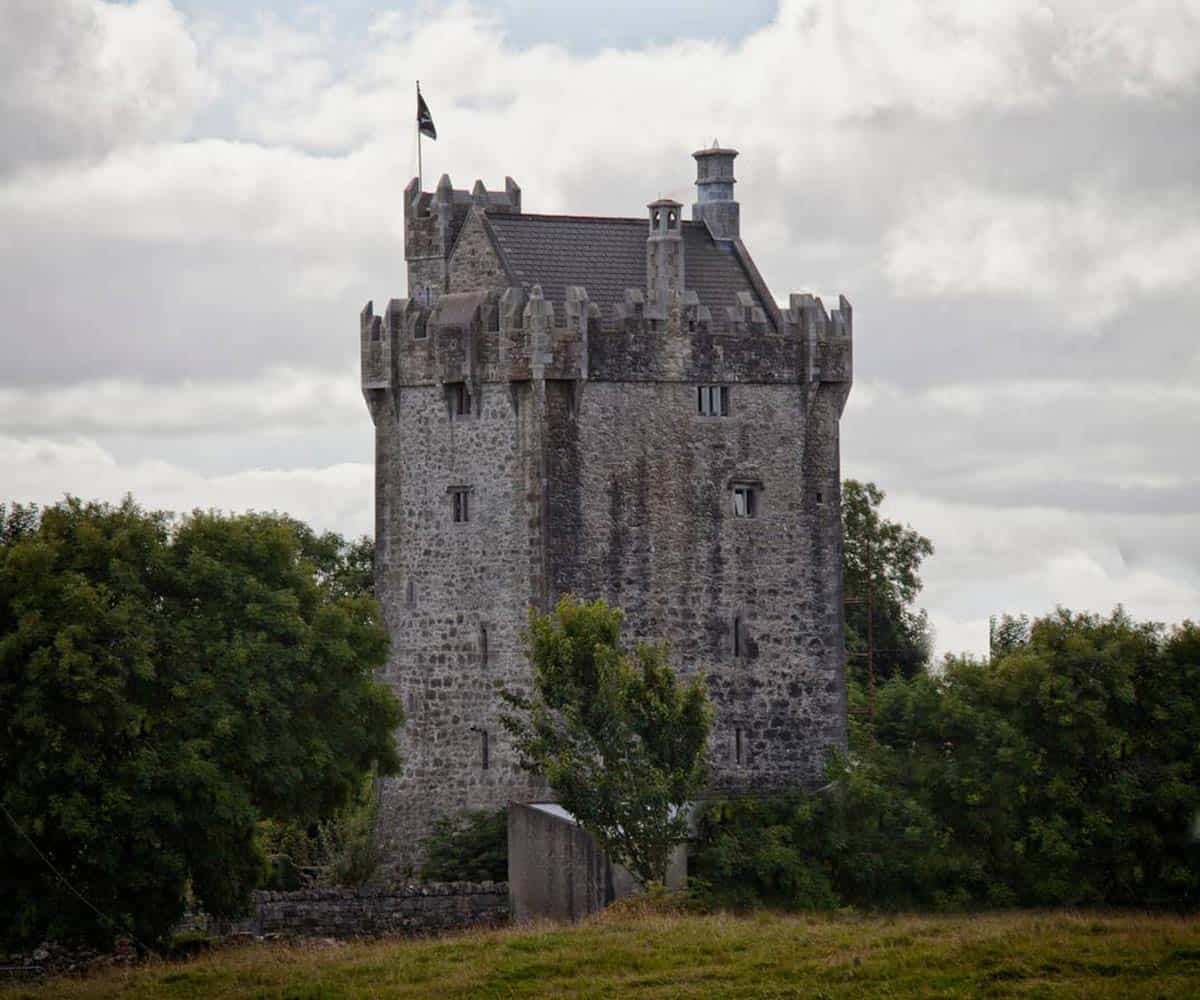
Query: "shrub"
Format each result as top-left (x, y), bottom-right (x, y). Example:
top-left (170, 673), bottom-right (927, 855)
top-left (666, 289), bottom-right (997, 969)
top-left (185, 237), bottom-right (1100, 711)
top-left (419, 809), bottom-right (508, 883)
top-left (694, 609), bottom-right (1200, 911)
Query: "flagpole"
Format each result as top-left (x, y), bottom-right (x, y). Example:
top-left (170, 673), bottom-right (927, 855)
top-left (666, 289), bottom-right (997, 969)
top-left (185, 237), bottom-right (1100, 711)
top-left (416, 80), bottom-right (423, 193)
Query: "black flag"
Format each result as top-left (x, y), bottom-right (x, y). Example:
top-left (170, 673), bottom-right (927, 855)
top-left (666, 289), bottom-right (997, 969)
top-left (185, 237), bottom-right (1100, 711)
top-left (417, 90), bottom-right (437, 140)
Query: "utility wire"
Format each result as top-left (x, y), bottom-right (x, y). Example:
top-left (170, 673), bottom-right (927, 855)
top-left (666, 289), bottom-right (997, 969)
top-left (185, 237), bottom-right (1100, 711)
top-left (1, 802), bottom-right (157, 956)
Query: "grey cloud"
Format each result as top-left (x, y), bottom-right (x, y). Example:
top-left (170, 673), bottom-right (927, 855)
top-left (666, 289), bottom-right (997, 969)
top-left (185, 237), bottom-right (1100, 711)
top-left (2, 0), bottom-right (1199, 657)
top-left (0, 0), bottom-right (207, 176)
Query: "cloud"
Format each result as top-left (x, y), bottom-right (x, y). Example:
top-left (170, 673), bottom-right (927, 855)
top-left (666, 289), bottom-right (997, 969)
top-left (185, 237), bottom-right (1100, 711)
top-left (883, 182), bottom-right (1200, 328)
top-left (844, 377), bottom-right (1200, 514)
top-left (0, 0), bottom-right (210, 174)
top-left (0, 368), bottom-right (361, 435)
top-left (878, 488), bottom-right (1200, 657)
top-left (1, 0), bottom-right (1198, 664)
top-left (0, 434), bottom-right (373, 536)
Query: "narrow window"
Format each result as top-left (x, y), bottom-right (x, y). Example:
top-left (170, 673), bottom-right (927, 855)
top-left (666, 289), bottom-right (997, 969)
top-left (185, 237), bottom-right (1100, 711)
top-left (732, 484), bottom-right (756, 518)
top-left (448, 382), bottom-right (469, 418)
top-left (698, 385), bottom-right (730, 416)
top-left (481, 730), bottom-right (490, 771)
top-left (406, 580), bottom-right (416, 608)
top-left (735, 727), bottom-right (744, 764)
top-left (733, 615), bottom-right (742, 658)
top-left (451, 489), bottom-right (470, 523)
top-left (480, 624), bottom-right (489, 667)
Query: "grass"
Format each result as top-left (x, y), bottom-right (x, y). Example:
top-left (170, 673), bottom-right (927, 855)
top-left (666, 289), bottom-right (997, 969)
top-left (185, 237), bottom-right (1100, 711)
top-left (4, 909), bottom-right (1200, 999)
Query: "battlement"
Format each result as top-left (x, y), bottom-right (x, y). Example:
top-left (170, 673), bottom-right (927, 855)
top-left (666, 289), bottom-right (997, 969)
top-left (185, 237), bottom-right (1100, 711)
top-left (404, 174), bottom-right (522, 219)
top-left (361, 282), bottom-right (852, 408)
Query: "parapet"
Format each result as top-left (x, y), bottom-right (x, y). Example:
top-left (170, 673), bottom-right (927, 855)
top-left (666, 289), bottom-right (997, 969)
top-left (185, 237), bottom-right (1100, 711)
top-left (361, 284), bottom-right (852, 392)
top-left (404, 173), bottom-right (521, 221)
top-left (782, 293), bottom-right (853, 390)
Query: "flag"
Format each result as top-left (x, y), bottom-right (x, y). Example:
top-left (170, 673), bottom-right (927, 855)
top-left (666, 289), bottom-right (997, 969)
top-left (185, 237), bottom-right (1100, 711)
top-left (417, 90), bottom-right (437, 140)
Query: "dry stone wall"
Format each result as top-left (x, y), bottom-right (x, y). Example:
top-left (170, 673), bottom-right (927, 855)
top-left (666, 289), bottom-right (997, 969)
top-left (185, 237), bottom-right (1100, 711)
top-left (230, 883), bottom-right (508, 938)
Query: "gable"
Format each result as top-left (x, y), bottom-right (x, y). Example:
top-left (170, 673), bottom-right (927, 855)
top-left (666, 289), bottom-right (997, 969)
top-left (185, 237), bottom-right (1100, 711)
top-left (447, 208), bottom-right (511, 293)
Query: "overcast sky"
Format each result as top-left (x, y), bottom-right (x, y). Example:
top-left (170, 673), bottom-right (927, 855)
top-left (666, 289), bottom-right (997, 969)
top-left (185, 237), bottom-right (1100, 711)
top-left (2, 0), bottom-right (1198, 656)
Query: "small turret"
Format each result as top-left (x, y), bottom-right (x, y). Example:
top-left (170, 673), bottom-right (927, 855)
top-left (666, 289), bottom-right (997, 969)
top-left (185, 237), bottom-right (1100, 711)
top-left (646, 198), bottom-right (684, 308)
top-left (692, 143), bottom-right (739, 240)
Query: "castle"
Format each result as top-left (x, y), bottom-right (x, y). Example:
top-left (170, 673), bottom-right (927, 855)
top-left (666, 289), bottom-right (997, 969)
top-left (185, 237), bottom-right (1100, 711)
top-left (360, 146), bottom-right (853, 865)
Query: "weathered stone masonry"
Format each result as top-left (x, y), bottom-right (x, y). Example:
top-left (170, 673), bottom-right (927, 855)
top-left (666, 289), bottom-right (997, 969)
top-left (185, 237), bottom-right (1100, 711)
top-left (362, 147), bottom-right (853, 866)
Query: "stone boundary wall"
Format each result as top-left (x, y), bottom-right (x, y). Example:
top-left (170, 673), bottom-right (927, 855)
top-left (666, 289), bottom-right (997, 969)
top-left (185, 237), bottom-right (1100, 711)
top-left (227, 882), bottom-right (508, 939)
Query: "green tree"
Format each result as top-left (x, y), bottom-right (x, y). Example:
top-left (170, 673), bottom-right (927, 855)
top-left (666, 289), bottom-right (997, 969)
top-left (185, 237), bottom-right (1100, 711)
top-left (419, 809), bottom-right (508, 883)
top-left (0, 497), bottom-right (402, 948)
top-left (502, 596), bottom-right (711, 886)
top-left (695, 608), bottom-right (1200, 910)
top-left (842, 480), bottom-right (934, 684)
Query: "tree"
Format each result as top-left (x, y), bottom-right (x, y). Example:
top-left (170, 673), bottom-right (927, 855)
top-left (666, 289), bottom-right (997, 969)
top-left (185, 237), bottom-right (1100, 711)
top-left (842, 480), bottom-right (934, 683)
top-left (419, 809), bottom-right (508, 883)
top-left (0, 497), bottom-right (402, 948)
top-left (694, 607), bottom-right (1200, 910)
top-left (502, 596), bottom-right (711, 886)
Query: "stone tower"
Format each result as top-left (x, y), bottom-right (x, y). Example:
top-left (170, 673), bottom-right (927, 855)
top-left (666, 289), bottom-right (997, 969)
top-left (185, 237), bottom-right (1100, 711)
top-left (360, 148), bottom-right (853, 867)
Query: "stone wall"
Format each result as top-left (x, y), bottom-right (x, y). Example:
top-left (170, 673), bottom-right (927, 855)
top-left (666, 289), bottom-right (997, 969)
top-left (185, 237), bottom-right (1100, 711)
top-left (372, 378), bottom-right (549, 866)
top-left (448, 211), bottom-right (510, 293)
top-left (228, 882), bottom-right (508, 939)
top-left (554, 380), bottom-right (846, 790)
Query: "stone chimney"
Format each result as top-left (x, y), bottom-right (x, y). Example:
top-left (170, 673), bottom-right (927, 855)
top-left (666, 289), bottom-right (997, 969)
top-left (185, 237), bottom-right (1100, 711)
top-left (646, 198), bottom-right (684, 306)
top-left (692, 143), bottom-right (739, 240)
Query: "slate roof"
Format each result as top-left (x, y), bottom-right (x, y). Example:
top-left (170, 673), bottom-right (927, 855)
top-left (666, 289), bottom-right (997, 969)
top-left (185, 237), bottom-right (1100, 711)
top-left (482, 213), bottom-right (771, 330)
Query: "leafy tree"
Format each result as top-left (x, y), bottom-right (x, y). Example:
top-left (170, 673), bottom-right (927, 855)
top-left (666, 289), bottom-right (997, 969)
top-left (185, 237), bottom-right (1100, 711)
top-left (502, 596), bottom-right (711, 886)
top-left (989, 613), bottom-right (1031, 659)
top-left (259, 772), bottom-right (385, 891)
top-left (695, 608), bottom-right (1200, 910)
top-left (419, 809), bottom-right (508, 883)
top-left (0, 497), bottom-right (402, 948)
top-left (842, 480), bottom-right (934, 683)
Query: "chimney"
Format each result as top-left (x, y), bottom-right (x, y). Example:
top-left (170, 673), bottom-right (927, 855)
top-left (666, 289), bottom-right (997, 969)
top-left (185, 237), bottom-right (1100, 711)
top-left (692, 143), bottom-right (739, 240)
top-left (646, 198), bottom-right (684, 306)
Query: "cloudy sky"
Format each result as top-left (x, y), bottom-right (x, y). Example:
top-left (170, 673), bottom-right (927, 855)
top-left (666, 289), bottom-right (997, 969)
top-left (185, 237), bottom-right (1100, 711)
top-left (2, 0), bottom-right (1198, 656)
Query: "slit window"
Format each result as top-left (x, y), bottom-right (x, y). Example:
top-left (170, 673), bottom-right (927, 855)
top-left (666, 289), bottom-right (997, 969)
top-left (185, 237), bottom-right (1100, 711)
top-left (448, 382), bottom-right (470, 418)
top-left (732, 484), bottom-right (757, 518)
top-left (735, 727), bottom-right (744, 764)
top-left (697, 385), bottom-right (729, 417)
top-left (480, 624), bottom-right (489, 666)
top-left (480, 730), bottom-right (490, 771)
top-left (406, 580), bottom-right (416, 608)
top-left (733, 615), bottom-right (743, 657)
top-left (451, 488), bottom-right (470, 523)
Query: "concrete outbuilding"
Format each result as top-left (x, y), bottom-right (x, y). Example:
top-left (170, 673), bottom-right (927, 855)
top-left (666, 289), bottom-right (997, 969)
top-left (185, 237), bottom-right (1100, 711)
top-left (507, 802), bottom-right (686, 922)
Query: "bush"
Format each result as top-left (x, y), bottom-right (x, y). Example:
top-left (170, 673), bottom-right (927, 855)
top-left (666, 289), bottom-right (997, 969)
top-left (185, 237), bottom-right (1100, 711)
top-left (0, 498), bottom-right (401, 948)
top-left (694, 609), bottom-right (1200, 911)
top-left (259, 777), bottom-right (384, 889)
top-left (419, 809), bottom-right (508, 883)
top-left (502, 596), bottom-right (711, 885)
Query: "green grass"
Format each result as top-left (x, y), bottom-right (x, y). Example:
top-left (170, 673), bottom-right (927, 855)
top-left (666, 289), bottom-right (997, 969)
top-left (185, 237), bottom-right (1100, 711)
top-left (5, 909), bottom-right (1200, 999)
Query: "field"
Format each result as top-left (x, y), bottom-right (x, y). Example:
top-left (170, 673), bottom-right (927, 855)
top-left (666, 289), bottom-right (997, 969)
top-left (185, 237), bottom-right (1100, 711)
top-left (5, 909), bottom-right (1199, 999)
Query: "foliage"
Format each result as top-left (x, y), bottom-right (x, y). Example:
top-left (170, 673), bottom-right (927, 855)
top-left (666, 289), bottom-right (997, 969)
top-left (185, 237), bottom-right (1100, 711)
top-left (501, 596), bottom-right (712, 886)
top-left (841, 480), bottom-right (934, 683)
top-left (0, 497), bottom-right (402, 949)
top-left (695, 608), bottom-right (1200, 911)
top-left (259, 777), bottom-right (385, 890)
top-left (419, 809), bottom-right (508, 883)
top-left (7, 911), bottom-right (1200, 999)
